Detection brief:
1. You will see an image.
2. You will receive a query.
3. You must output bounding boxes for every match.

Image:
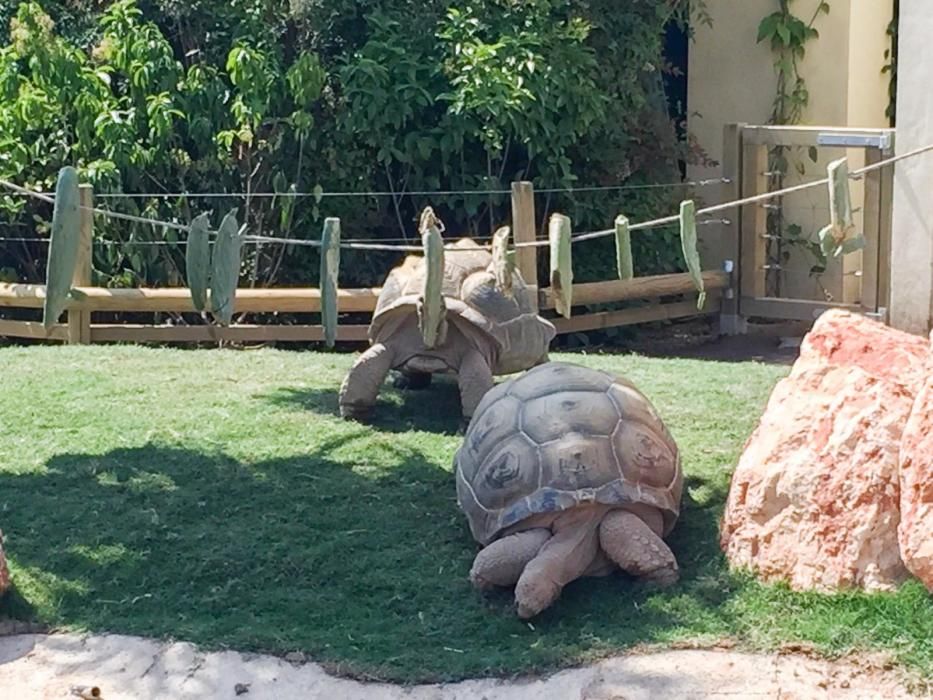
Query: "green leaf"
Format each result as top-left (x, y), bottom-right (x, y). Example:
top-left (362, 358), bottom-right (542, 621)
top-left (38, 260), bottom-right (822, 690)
top-left (419, 211), bottom-right (447, 347)
top-left (280, 185), bottom-right (297, 231)
top-left (43, 167), bottom-right (82, 329)
top-left (808, 146), bottom-right (819, 163)
top-left (185, 213), bottom-right (211, 312)
top-left (679, 200), bottom-right (706, 311)
top-left (549, 214), bottom-right (573, 319)
top-left (209, 209), bottom-right (242, 326)
top-left (491, 226), bottom-right (513, 296)
top-left (776, 23), bottom-right (791, 46)
top-left (614, 215), bottom-right (633, 281)
top-left (319, 218), bottom-right (341, 348)
top-left (838, 234), bottom-right (866, 256)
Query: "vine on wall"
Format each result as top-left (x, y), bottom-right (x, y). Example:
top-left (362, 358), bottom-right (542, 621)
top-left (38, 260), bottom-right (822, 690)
top-left (756, 0), bottom-right (830, 297)
top-left (883, 0), bottom-right (899, 126)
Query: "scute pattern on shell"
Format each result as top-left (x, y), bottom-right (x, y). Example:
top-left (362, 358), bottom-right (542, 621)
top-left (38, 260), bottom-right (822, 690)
top-left (369, 239), bottom-right (555, 375)
top-left (455, 362), bottom-right (683, 546)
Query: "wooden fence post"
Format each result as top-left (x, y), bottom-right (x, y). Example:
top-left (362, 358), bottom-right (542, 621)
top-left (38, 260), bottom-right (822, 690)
top-left (68, 184), bottom-right (93, 344)
top-left (719, 122), bottom-right (747, 335)
top-left (511, 181), bottom-right (537, 307)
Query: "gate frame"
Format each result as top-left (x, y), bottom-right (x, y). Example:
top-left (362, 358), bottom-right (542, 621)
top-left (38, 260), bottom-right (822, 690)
top-left (721, 123), bottom-right (895, 331)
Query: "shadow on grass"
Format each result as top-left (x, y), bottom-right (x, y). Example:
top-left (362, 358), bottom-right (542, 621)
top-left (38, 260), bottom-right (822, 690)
top-left (261, 373), bottom-right (464, 435)
top-left (3, 440), bottom-right (927, 683)
top-left (0, 436), bottom-right (752, 683)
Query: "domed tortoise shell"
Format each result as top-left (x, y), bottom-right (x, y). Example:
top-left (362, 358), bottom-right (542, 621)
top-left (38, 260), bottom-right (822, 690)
top-left (455, 362), bottom-right (683, 545)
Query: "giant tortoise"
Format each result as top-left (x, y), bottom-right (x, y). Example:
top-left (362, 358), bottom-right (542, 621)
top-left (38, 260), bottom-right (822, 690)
top-left (339, 218), bottom-right (555, 423)
top-left (454, 361), bottom-right (683, 618)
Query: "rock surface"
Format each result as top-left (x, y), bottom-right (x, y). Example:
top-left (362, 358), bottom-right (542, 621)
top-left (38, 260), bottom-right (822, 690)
top-left (721, 310), bottom-right (928, 591)
top-left (0, 633), bottom-right (919, 700)
top-left (0, 529), bottom-right (9, 597)
top-left (794, 309), bottom-right (929, 385)
top-left (899, 333), bottom-right (933, 591)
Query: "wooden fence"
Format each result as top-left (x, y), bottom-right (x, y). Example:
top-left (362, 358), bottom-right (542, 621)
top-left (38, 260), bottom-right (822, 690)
top-left (0, 181), bottom-right (731, 345)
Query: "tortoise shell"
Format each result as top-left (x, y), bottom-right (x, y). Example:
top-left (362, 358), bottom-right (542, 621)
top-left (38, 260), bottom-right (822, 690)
top-left (369, 238), bottom-right (555, 374)
top-left (454, 362), bottom-right (683, 545)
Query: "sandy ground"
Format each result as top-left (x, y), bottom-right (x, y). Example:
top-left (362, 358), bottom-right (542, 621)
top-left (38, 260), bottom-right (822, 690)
top-left (0, 633), bottom-right (925, 699)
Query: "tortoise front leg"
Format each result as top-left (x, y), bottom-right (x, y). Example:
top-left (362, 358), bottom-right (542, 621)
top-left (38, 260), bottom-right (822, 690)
top-left (338, 343), bottom-right (395, 420)
top-left (598, 509), bottom-right (679, 587)
top-left (469, 529), bottom-right (551, 590)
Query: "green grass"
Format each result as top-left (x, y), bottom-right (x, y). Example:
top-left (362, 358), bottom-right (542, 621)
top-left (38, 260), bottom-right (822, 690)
top-left (0, 345), bottom-right (930, 683)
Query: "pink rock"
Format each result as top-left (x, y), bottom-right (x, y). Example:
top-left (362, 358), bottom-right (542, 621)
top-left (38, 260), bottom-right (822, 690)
top-left (0, 530), bottom-right (9, 596)
top-left (720, 311), bottom-right (928, 592)
top-left (898, 334), bottom-right (933, 591)
top-left (796, 310), bottom-right (929, 387)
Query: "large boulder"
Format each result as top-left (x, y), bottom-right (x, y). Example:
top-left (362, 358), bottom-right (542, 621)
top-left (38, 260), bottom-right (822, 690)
top-left (0, 530), bottom-right (9, 596)
top-left (720, 310), bottom-right (928, 591)
top-left (794, 308), bottom-right (929, 386)
top-left (898, 334), bottom-right (933, 591)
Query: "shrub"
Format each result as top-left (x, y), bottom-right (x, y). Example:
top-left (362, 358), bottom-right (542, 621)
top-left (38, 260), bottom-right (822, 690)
top-left (0, 0), bottom-right (700, 289)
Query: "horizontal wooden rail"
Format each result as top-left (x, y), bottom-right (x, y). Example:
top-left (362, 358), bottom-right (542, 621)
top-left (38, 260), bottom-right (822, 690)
top-left (1, 272), bottom-right (730, 316)
top-left (0, 284), bottom-right (381, 313)
top-left (538, 270), bottom-right (728, 310)
top-left (1, 270), bottom-right (731, 344)
top-left (89, 324), bottom-right (370, 343)
top-left (0, 318), bottom-right (69, 340)
top-left (551, 295), bottom-right (719, 334)
top-left (739, 297), bottom-right (866, 322)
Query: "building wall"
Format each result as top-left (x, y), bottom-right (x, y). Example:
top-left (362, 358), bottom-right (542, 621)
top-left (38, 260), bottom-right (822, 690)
top-left (687, 0), bottom-right (894, 303)
top-left (890, 0), bottom-right (933, 334)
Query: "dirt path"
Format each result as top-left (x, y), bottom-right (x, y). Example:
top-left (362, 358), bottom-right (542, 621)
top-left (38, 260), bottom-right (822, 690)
top-left (0, 633), bottom-right (923, 699)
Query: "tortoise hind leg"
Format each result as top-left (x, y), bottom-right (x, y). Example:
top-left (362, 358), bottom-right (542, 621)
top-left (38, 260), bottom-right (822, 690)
top-left (598, 509), bottom-right (679, 587)
top-left (513, 509), bottom-right (603, 619)
top-left (469, 529), bottom-right (551, 590)
top-left (339, 343), bottom-right (395, 420)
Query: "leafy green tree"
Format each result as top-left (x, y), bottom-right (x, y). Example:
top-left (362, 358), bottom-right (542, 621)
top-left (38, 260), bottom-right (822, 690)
top-left (0, 0), bottom-right (700, 289)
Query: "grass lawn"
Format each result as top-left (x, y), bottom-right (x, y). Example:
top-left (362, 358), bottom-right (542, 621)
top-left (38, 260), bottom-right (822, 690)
top-left (0, 345), bottom-right (930, 683)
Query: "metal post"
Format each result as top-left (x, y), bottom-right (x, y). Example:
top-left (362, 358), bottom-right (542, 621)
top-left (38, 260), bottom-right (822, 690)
top-left (718, 123), bottom-right (748, 335)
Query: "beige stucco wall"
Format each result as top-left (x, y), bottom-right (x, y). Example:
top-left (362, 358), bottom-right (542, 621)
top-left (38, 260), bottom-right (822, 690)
top-left (688, 0), bottom-right (894, 304)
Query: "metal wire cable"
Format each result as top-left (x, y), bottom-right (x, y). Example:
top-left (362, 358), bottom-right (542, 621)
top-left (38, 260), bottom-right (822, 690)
top-left (1, 142), bottom-right (929, 254)
top-left (83, 177), bottom-right (730, 200)
top-left (515, 145), bottom-right (932, 249)
top-left (0, 178), bottom-right (191, 233)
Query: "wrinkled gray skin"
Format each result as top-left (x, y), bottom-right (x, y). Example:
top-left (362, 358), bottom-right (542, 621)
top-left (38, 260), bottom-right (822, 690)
top-left (339, 239), bottom-right (555, 423)
top-left (339, 315), bottom-right (498, 423)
